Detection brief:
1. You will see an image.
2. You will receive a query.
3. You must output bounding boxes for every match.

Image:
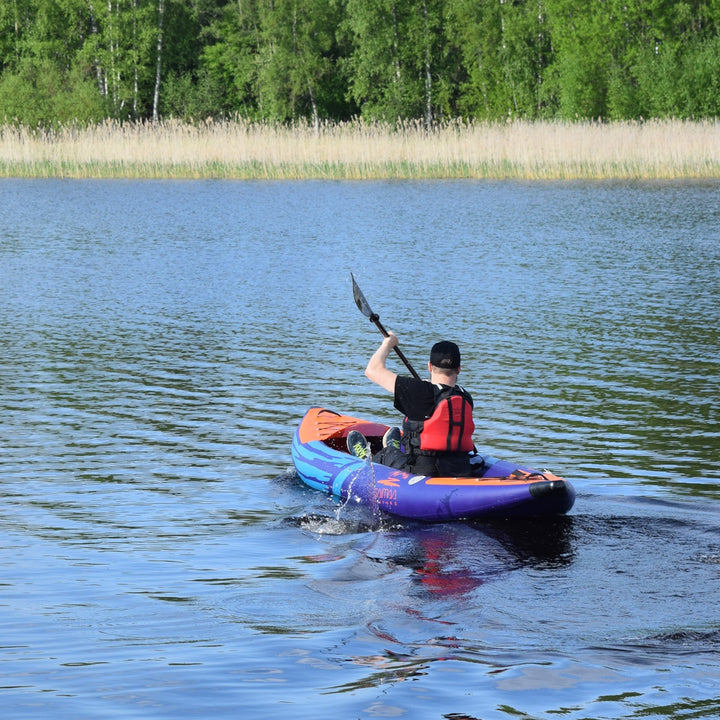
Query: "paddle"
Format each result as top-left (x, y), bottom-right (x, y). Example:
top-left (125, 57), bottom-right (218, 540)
top-left (351, 273), bottom-right (421, 380)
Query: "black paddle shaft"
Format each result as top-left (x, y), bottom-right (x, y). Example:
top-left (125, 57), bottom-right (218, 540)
top-left (351, 273), bottom-right (421, 380)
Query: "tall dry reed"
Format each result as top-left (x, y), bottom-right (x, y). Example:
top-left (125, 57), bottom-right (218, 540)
top-left (1, 118), bottom-right (719, 179)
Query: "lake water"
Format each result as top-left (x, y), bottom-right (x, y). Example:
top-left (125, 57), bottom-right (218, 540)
top-left (1, 178), bottom-right (719, 719)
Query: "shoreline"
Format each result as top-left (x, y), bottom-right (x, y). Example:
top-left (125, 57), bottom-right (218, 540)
top-left (2, 119), bottom-right (719, 180)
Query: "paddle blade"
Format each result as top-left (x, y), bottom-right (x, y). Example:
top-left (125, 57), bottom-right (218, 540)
top-left (350, 272), bottom-right (421, 379)
top-left (351, 273), bottom-right (373, 318)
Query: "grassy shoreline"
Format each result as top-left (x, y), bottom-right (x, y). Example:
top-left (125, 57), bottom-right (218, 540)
top-left (1, 118), bottom-right (719, 180)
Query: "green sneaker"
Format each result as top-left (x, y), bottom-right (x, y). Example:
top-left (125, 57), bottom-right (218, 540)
top-left (347, 430), bottom-right (370, 459)
top-left (382, 426), bottom-right (402, 451)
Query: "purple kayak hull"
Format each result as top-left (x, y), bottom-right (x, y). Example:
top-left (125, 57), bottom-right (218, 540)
top-left (292, 407), bottom-right (575, 521)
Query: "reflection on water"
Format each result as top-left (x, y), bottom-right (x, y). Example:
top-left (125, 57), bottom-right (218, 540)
top-left (1, 179), bottom-right (719, 719)
top-left (477, 516), bottom-right (577, 569)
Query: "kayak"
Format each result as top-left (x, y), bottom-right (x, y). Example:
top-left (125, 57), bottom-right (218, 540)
top-left (292, 407), bottom-right (575, 521)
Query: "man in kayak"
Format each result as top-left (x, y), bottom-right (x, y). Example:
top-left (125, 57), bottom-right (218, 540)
top-left (348, 332), bottom-right (477, 477)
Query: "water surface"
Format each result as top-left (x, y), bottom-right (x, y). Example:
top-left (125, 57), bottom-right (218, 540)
top-left (1, 179), bottom-right (719, 718)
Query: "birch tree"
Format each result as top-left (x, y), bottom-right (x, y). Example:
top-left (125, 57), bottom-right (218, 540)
top-left (152, 0), bottom-right (165, 121)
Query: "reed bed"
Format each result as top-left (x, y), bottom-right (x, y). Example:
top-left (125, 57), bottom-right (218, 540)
top-left (1, 118), bottom-right (719, 179)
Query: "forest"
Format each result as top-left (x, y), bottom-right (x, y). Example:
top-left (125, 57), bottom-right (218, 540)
top-left (1, 0), bottom-right (720, 127)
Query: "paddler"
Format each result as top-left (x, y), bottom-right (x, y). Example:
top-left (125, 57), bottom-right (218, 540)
top-left (347, 333), bottom-right (477, 478)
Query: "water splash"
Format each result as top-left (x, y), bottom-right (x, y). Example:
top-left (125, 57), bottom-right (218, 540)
top-left (336, 438), bottom-right (384, 530)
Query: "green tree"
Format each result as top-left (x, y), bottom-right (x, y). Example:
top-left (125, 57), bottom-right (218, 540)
top-left (199, 0), bottom-right (262, 118)
top-left (199, 0), bottom-right (350, 123)
top-left (79, 0), bottom-right (158, 119)
top-left (257, 0), bottom-right (349, 124)
top-left (544, 0), bottom-right (612, 118)
top-left (446, 0), bottom-right (555, 120)
top-left (3, 0), bottom-right (720, 125)
top-left (345, 0), bottom-right (450, 123)
top-left (152, 0), bottom-right (215, 119)
top-left (612, 0), bottom-right (720, 118)
top-left (0, 0), bottom-right (110, 124)
top-left (678, 34), bottom-right (720, 115)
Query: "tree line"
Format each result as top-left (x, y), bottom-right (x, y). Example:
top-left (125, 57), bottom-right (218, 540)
top-left (2, 0), bottom-right (720, 127)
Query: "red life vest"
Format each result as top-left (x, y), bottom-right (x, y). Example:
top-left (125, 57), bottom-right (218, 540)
top-left (403, 385), bottom-right (475, 456)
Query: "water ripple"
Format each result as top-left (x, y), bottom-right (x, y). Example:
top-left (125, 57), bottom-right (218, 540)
top-left (1, 179), bottom-right (719, 719)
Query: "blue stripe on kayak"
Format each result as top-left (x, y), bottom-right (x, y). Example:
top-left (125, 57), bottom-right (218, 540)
top-left (294, 457), bottom-right (331, 492)
top-left (292, 450), bottom-right (334, 491)
top-left (292, 439), bottom-right (346, 489)
top-left (292, 435), bottom-right (370, 500)
top-left (293, 442), bottom-right (345, 472)
top-left (331, 461), bottom-right (368, 499)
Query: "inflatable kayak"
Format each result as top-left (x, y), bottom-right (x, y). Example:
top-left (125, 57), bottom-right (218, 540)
top-left (292, 407), bottom-right (575, 521)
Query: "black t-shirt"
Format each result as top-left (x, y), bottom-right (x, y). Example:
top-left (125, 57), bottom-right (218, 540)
top-left (394, 375), bottom-right (451, 420)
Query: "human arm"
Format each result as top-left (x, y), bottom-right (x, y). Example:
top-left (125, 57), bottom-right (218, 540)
top-left (365, 332), bottom-right (400, 393)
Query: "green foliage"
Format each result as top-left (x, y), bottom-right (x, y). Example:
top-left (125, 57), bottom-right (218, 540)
top-left (344, 0), bottom-right (448, 123)
top-left (677, 34), bottom-right (720, 116)
top-left (342, 0), bottom-right (404, 119)
top-left (2, 0), bottom-right (720, 124)
top-left (545, 0), bottom-right (609, 119)
top-left (257, 0), bottom-right (343, 122)
top-left (200, 2), bottom-right (262, 119)
top-left (0, 58), bottom-right (108, 125)
top-left (159, 69), bottom-right (227, 120)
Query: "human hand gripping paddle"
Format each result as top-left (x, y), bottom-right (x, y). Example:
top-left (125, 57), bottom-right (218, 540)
top-left (351, 273), bottom-right (421, 381)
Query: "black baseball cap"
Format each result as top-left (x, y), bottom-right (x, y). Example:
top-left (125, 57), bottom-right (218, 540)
top-left (429, 341), bottom-right (461, 370)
